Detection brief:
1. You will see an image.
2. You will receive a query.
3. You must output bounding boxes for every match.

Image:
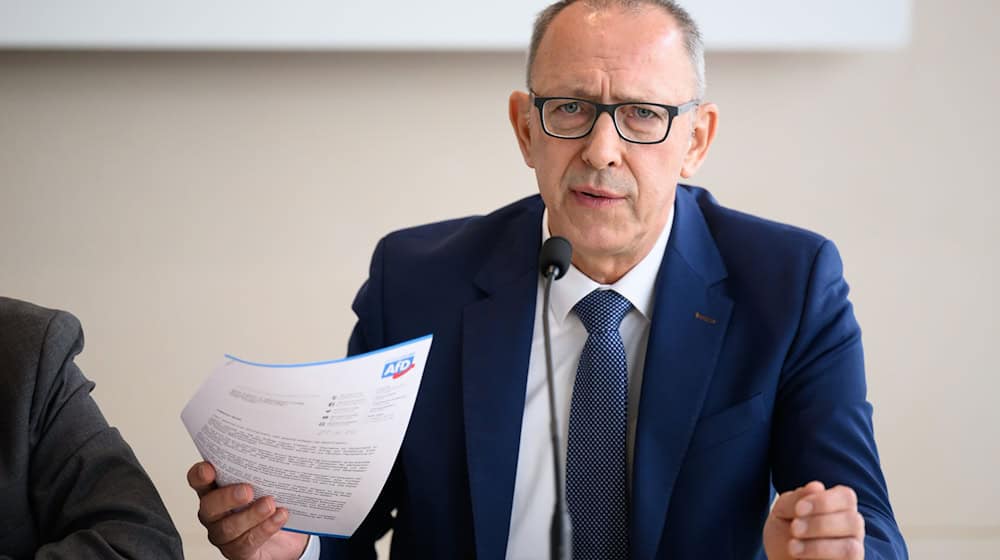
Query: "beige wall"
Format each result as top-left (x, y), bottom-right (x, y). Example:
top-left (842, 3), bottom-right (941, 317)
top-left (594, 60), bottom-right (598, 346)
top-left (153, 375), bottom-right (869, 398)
top-left (1, 0), bottom-right (997, 557)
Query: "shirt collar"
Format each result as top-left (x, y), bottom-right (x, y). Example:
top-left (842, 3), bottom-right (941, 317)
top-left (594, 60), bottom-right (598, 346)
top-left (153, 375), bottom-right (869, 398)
top-left (541, 201), bottom-right (674, 324)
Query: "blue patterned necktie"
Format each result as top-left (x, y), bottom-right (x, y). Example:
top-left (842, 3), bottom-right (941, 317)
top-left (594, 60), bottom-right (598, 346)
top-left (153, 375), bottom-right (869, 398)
top-left (566, 288), bottom-right (632, 560)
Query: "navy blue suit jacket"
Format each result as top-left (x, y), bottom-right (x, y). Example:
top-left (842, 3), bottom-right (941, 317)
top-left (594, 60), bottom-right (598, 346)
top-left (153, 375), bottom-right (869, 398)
top-left (320, 185), bottom-right (907, 559)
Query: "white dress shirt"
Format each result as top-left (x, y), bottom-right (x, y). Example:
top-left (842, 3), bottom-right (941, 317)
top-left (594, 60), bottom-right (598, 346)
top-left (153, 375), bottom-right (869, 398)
top-left (304, 206), bottom-right (674, 560)
top-left (504, 208), bottom-right (673, 560)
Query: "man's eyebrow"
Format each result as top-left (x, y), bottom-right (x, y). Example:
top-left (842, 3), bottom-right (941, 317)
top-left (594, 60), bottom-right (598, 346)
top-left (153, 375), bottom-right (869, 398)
top-left (567, 87), bottom-right (601, 99)
top-left (553, 87), bottom-right (662, 102)
top-left (532, 86), bottom-right (598, 99)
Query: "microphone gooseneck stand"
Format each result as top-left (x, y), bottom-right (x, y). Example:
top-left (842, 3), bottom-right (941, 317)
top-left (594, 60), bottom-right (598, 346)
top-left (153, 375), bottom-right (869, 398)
top-left (538, 236), bottom-right (573, 560)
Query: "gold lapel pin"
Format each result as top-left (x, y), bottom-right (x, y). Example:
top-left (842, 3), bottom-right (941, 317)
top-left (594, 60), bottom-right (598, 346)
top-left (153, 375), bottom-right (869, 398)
top-left (695, 312), bottom-right (717, 325)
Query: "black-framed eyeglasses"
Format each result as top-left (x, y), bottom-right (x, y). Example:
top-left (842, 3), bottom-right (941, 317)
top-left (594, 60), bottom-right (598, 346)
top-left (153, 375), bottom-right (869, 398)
top-left (531, 93), bottom-right (699, 144)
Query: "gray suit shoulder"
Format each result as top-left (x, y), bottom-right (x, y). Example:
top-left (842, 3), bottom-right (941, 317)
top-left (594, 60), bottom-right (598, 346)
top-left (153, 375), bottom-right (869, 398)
top-left (0, 297), bottom-right (87, 410)
top-left (0, 297), bottom-right (83, 357)
top-left (0, 297), bottom-right (184, 559)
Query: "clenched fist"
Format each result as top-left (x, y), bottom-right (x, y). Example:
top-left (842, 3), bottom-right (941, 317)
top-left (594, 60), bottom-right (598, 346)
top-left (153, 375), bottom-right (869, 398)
top-left (764, 481), bottom-right (865, 559)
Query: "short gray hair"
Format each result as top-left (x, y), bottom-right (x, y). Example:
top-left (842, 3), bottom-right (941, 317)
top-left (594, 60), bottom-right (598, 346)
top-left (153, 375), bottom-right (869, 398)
top-left (526, 0), bottom-right (706, 99)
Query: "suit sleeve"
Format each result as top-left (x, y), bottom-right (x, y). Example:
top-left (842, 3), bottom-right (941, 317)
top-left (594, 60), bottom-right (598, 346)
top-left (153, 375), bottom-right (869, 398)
top-left (24, 311), bottom-right (183, 559)
top-left (770, 240), bottom-right (908, 559)
top-left (319, 237), bottom-right (401, 559)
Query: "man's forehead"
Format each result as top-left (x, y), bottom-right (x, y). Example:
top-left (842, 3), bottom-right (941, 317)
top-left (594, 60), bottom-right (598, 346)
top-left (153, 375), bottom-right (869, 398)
top-left (531, 50), bottom-right (692, 102)
top-left (529, 3), bottom-right (692, 100)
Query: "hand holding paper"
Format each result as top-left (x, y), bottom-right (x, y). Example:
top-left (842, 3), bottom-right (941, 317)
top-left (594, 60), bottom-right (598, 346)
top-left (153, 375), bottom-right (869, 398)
top-left (183, 335), bottom-right (432, 549)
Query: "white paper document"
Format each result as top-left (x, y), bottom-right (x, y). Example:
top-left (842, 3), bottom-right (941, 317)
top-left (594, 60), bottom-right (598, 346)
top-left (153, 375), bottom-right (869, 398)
top-left (181, 335), bottom-right (432, 538)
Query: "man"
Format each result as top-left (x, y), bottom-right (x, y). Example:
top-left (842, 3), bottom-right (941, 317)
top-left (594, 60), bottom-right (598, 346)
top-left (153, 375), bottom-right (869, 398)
top-left (189, 1), bottom-right (907, 558)
top-left (0, 297), bottom-right (183, 558)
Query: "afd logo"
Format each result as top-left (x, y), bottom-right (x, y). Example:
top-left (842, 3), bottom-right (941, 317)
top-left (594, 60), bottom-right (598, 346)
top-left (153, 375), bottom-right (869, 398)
top-left (381, 355), bottom-right (415, 380)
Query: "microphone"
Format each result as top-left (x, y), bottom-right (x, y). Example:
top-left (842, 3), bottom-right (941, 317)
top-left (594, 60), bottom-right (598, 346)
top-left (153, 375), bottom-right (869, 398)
top-left (538, 236), bottom-right (572, 560)
top-left (539, 236), bottom-right (572, 281)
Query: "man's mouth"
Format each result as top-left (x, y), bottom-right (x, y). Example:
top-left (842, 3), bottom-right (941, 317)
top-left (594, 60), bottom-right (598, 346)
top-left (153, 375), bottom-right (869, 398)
top-left (573, 186), bottom-right (624, 199)
top-left (571, 188), bottom-right (625, 207)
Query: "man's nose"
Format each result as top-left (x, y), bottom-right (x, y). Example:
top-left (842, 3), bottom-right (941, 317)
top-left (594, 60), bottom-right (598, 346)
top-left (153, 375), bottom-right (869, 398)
top-left (580, 113), bottom-right (624, 170)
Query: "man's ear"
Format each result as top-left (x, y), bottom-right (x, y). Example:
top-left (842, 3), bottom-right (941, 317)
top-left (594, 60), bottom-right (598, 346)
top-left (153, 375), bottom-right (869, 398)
top-left (680, 101), bottom-right (719, 178)
top-left (509, 91), bottom-right (535, 169)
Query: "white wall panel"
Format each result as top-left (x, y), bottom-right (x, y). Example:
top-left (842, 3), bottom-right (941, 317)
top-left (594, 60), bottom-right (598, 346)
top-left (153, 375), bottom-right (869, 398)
top-left (0, 0), bottom-right (909, 51)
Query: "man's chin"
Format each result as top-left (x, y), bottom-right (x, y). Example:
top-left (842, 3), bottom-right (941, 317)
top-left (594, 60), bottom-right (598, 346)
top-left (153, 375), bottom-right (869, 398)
top-left (569, 237), bottom-right (638, 264)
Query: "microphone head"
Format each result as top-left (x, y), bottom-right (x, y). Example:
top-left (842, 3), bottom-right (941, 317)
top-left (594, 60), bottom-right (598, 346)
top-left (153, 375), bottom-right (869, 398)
top-left (539, 236), bottom-right (573, 280)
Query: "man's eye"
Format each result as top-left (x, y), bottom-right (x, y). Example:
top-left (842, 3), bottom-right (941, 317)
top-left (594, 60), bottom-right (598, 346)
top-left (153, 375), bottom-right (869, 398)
top-left (558, 102), bottom-right (581, 114)
top-left (634, 107), bottom-right (656, 119)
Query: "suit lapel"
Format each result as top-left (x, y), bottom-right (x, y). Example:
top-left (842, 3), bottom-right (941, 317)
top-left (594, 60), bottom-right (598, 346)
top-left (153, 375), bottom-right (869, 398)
top-left (632, 187), bottom-right (734, 560)
top-left (462, 202), bottom-right (542, 560)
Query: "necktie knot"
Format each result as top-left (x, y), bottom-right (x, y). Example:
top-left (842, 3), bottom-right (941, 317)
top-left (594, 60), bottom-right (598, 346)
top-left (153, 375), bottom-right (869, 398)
top-left (573, 289), bottom-right (632, 334)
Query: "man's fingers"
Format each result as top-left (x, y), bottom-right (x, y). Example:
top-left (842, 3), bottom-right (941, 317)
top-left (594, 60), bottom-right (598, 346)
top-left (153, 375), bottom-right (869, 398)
top-left (788, 536), bottom-right (864, 559)
top-left (791, 511), bottom-right (865, 540)
top-left (187, 461), bottom-right (218, 498)
top-left (217, 508), bottom-right (290, 559)
top-left (796, 485), bottom-right (858, 517)
top-left (206, 496), bottom-right (278, 547)
top-left (770, 484), bottom-right (866, 558)
top-left (198, 483), bottom-right (255, 525)
top-left (773, 481), bottom-right (826, 520)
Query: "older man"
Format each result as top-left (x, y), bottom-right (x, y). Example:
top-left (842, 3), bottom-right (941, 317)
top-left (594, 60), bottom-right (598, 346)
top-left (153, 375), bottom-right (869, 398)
top-left (188, 1), bottom-right (907, 558)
